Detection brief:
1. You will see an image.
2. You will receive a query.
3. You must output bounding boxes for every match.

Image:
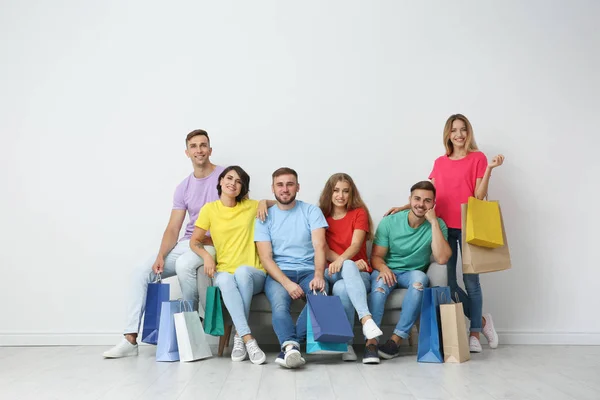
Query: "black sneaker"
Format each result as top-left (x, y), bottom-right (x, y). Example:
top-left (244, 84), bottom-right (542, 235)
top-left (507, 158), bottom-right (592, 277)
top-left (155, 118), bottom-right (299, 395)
top-left (378, 339), bottom-right (400, 359)
top-left (362, 344), bottom-right (380, 364)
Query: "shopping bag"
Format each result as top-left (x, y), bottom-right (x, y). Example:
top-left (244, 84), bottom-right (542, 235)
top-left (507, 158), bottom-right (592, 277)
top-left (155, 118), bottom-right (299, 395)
top-left (141, 275), bottom-right (170, 345)
top-left (306, 307), bottom-right (348, 354)
top-left (465, 197), bottom-right (504, 248)
top-left (174, 301), bottom-right (213, 362)
top-left (417, 286), bottom-right (451, 363)
top-left (306, 293), bottom-right (354, 343)
top-left (440, 295), bottom-right (470, 363)
top-left (204, 286), bottom-right (224, 336)
top-left (156, 300), bottom-right (186, 362)
top-left (462, 203), bottom-right (512, 274)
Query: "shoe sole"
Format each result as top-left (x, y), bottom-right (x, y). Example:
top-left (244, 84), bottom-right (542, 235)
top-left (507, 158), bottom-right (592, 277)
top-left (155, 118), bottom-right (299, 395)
top-left (249, 353), bottom-right (267, 365)
top-left (102, 351), bottom-right (138, 358)
top-left (342, 355), bottom-right (357, 362)
top-left (363, 327), bottom-right (384, 340)
top-left (285, 352), bottom-right (304, 368)
top-left (377, 350), bottom-right (399, 360)
top-left (231, 353), bottom-right (248, 362)
top-left (362, 356), bottom-right (381, 364)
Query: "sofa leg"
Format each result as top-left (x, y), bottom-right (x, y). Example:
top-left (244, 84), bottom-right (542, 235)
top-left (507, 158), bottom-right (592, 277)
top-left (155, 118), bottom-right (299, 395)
top-left (218, 324), bottom-right (233, 357)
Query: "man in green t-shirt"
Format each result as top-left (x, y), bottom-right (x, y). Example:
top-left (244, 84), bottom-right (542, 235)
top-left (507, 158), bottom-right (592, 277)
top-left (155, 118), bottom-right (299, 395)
top-left (363, 181), bottom-right (451, 364)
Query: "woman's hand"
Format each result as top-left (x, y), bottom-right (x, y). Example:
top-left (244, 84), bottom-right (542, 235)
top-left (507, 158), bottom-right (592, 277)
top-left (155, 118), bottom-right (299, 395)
top-left (328, 257), bottom-right (345, 275)
top-left (257, 200), bottom-right (268, 222)
top-left (355, 259), bottom-right (369, 271)
top-left (203, 257), bottom-right (216, 278)
top-left (489, 154), bottom-right (505, 169)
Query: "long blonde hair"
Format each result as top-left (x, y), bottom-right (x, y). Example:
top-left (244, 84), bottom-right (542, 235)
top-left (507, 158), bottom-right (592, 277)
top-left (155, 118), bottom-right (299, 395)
top-left (318, 173), bottom-right (374, 240)
top-left (443, 114), bottom-right (479, 156)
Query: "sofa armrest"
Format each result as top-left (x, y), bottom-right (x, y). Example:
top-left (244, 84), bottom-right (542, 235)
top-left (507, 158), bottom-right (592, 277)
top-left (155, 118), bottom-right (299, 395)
top-left (427, 262), bottom-right (447, 287)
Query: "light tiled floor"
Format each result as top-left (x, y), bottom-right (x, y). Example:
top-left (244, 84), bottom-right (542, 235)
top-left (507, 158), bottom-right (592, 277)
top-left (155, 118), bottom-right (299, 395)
top-left (0, 345), bottom-right (598, 400)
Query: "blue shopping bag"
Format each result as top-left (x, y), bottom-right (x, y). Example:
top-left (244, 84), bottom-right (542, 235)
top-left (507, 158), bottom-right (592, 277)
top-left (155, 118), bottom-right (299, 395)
top-left (306, 293), bottom-right (353, 343)
top-left (156, 300), bottom-right (190, 362)
top-left (417, 286), bottom-right (452, 363)
top-left (306, 307), bottom-right (348, 354)
top-left (141, 276), bottom-right (170, 345)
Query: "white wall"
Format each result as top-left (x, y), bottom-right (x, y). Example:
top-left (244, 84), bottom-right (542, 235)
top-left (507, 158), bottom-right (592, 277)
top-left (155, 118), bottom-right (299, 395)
top-left (1, 0), bottom-right (598, 345)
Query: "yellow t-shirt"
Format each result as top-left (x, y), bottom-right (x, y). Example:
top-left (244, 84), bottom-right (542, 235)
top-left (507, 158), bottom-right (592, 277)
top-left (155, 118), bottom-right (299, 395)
top-left (195, 199), bottom-right (264, 274)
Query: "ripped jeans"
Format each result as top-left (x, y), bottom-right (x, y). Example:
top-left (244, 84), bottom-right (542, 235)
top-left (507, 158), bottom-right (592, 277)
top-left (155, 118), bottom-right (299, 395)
top-left (367, 269), bottom-right (429, 340)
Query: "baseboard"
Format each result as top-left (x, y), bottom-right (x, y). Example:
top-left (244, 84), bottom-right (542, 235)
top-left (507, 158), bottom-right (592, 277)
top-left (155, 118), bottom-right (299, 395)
top-left (0, 331), bottom-right (598, 346)
top-left (498, 331), bottom-right (600, 345)
top-left (0, 332), bottom-right (219, 347)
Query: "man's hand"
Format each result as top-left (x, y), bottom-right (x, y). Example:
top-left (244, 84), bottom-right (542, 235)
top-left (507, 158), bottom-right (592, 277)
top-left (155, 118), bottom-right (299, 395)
top-left (376, 266), bottom-right (397, 287)
top-left (424, 207), bottom-right (438, 224)
top-left (203, 257), bottom-right (216, 278)
top-left (328, 257), bottom-right (345, 275)
top-left (284, 281), bottom-right (304, 300)
top-left (355, 259), bottom-right (369, 271)
top-left (309, 276), bottom-right (326, 292)
top-left (152, 257), bottom-right (165, 274)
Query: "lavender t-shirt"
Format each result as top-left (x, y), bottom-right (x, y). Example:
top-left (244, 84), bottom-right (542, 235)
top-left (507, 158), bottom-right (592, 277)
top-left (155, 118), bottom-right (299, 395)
top-left (173, 165), bottom-right (225, 240)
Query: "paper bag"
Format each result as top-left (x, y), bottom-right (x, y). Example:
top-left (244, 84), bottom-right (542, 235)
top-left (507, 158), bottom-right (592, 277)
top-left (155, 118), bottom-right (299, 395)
top-left (174, 304), bottom-right (212, 362)
top-left (462, 203), bottom-right (512, 274)
top-left (440, 301), bottom-right (470, 363)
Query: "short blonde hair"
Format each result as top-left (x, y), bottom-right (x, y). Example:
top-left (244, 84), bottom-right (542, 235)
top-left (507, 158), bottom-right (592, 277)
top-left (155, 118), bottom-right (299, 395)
top-left (443, 114), bottom-right (479, 156)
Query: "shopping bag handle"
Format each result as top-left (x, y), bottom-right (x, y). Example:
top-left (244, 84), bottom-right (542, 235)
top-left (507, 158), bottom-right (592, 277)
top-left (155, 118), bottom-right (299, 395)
top-left (311, 290), bottom-right (327, 296)
top-left (177, 298), bottom-right (192, 312)
top-left (153, 273), bottom-right (162, 283)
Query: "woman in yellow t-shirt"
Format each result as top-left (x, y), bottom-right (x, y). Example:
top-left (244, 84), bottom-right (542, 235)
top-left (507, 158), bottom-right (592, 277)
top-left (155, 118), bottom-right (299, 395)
top-left (191, 165), bottom-right (269, 365)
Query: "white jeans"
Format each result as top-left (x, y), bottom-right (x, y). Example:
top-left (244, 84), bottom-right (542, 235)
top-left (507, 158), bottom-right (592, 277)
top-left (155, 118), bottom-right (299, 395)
top-left (123, 240), bottom-right (215, 334)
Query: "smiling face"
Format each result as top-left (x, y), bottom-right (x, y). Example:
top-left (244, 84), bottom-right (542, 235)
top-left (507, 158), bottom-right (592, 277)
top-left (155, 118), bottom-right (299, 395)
top-left (331, 180), bottom-right (351, 209)
top-left (272, 173), bottom-right (299, 205)
top-left (449, 119), bottom-right (468, 150)
top-left (185, 134), bottom-right (212, 167)
top-left (408, 189), bottom-right (435, 218)
top-left (219, 170), bottom-right (242, 199)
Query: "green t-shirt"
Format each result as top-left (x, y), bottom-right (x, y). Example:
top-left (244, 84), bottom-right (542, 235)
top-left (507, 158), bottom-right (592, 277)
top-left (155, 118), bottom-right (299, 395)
top-left (373, 210), bottom-right (448, 271)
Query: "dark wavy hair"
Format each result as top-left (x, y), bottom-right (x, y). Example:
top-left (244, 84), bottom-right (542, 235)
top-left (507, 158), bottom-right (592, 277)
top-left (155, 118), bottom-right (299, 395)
top-left (217, 165), bottom-right (250, 202)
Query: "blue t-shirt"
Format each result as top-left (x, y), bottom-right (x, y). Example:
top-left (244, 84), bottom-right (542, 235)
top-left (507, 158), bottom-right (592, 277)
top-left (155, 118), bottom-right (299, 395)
top-left (254, 200), bottom-right (328, 271)
top-left (373, 210), bottom-right (448, 272)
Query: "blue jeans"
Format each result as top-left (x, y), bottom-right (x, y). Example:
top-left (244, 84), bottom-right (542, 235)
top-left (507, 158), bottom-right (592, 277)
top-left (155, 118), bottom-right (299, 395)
top-left (447, 228), bottom-right (483, 332)
top-left (214, 266), bottom-right (266, 337)
top-left (326, 260), bottom-right (371, 343)
top-left (264, 269), bottom-right (329, 350)
top-left (368, 269), bottom-right (429, 339)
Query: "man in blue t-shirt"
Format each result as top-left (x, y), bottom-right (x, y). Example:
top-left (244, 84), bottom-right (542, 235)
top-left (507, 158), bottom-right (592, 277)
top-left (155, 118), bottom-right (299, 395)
top-left (364, 181), bottom-right (452, 364)
top-left (255, 167), bottom-right (329, 369)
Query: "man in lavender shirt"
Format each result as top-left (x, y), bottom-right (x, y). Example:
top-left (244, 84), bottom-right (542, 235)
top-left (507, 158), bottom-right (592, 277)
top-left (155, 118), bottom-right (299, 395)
top-left (103, 129), bottom-right (225, 358)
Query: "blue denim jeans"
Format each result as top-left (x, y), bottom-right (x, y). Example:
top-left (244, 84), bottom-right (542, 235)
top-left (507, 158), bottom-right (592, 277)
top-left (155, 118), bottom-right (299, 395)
top-left (214, 266), bottom-right (266, 337)
top-left (264, 269), bottom-right (329, 350)
top-left (326, 260), bottom-right (371, 343)
top-left (368, 269), bottom-right (429, 339)
top-left (447, 228), bottom-right (483, 332)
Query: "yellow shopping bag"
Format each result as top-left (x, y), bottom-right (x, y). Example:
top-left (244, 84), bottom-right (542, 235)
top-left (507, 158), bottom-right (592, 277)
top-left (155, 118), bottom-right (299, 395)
top-left (465, 197), bottom-right (504, 248)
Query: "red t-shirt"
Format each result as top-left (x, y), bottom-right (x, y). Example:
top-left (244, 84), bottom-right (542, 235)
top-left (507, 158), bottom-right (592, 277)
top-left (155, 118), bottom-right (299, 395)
top-left (428, 151), bottom-right (488, 229)
top-left (325, 207), bottom-right (372, 272)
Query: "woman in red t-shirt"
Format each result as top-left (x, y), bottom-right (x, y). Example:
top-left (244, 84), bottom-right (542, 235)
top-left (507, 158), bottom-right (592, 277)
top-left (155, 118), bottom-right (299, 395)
top-left (318, 173), bottom-right (383, 362)
top-left (386, 114), bottom-right (505, 353)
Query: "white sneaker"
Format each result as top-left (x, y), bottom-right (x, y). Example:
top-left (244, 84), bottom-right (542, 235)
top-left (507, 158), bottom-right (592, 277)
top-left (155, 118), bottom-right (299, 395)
top-left (362, 318), bottom-right (383, 340)
top-left (469, 336), bottom-right (482, 353)
top-left (482, 313), bottom-right (499, 349)
top-left (342, 345), bottom-right (357, 361)
top-left (103, 338), bottom-right (138, 358)
top-left (283, 345), bottom-right (305, 369)
top-left (245, 339), bottom-right (266, 365)
top-left (231, 335), bottom-right (247, 362)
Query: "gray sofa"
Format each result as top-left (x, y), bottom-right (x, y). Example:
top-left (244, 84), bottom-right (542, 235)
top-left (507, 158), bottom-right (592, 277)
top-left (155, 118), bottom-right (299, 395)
top-left (209, 261), bottom-right (447, 356)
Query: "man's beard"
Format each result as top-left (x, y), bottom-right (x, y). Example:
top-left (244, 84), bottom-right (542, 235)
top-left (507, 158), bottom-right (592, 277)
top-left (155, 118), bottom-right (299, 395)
top-left (275, 193), bottom-right (297, 205)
